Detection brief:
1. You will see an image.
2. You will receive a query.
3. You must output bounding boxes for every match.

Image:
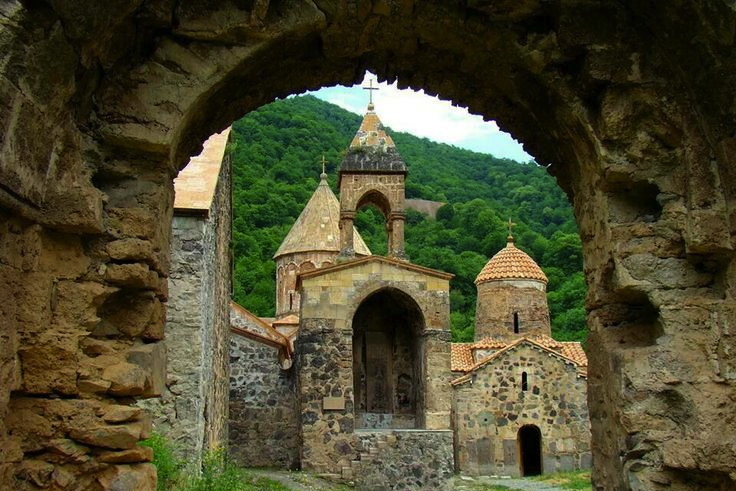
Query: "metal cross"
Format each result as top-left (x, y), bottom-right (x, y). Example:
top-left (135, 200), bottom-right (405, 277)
top-left (363, 78), bottom-right (379, 105)
top-left (507, 218), bottom-right (517, 237)
top-left (321, 155), bottom-right (327, 174)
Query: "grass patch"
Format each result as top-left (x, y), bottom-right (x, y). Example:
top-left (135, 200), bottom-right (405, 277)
top-left (532, 470), bottom-right (592, 490)
top-left (142, 433), bottom-right (292, 491)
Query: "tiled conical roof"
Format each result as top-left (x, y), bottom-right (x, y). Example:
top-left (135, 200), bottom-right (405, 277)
top-left (475, 237), bottom-right (547, 285)
top-left (274, 173), bottom-right (371, 258)
top-left (339, 104), bottom-right (407, 175)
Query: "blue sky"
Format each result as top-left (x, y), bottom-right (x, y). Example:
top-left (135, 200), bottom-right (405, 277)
top-left (306, 72), bottom-right (534, 163)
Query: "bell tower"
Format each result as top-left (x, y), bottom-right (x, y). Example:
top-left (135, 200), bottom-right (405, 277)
top-left (337, 89), bottom-right (408, 260)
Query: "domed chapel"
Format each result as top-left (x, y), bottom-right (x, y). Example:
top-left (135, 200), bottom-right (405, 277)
top-left (169, 98), bottom-right (590, 489)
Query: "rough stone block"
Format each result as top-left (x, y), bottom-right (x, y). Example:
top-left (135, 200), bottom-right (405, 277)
top-left (69, 422), bottom-right (144, 450)
top-left (127, 342), bottom-right (166, 397)
top-left (102, 362), bottom-right (147, 396)
top-left (97, 463), bottom-right (157, 491)
top-left (97, 445), bottom-right (154, 463)
top-left (105, 263), bottom-right (160, 289)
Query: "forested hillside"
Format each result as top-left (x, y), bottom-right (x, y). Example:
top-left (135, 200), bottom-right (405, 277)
top-left (228, 95), bottom-right (586, 342)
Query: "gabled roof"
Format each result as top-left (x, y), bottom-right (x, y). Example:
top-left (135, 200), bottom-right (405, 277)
top-left (475, 237), bottom-right (547, 285)
top-left (450, 336), bottom-right (587, 384)
top-left (339, 105), bottom-right (407, 178)
top-left (174, 128), bottom-right (231, 216)
top-left (296, 255), bottom-right (453, 288)
top-left (230, 301), bottom-right (292, 367)
top-left (274, 173), bottom-right (371, 258)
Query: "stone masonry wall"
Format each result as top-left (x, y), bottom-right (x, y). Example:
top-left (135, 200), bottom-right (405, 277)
top-left (229, 334), bottom-right (299, 469)
top-left (200, 155), bottom-right (232, 453)
top-left (475, 280), bottom-right (550, 341)
top-left (453, 343), bottom-right (590, 477)
top-left (138, 157), bottom-right (231, 466)
top-left (297, 259), bottom-right (453, 480)
top-left (353, 430), bottom-right (454, 491)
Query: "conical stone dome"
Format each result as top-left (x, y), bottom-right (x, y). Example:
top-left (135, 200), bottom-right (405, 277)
top-left (339, 106), bottom-right (407, 176)
top-left (274, 173), bottom-right (371, 258)
top-left (475, 237), bottom-right (547, 285)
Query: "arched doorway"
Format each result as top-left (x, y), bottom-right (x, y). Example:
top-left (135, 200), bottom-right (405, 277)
top-left (518, 425), bottom-right (543, 477)
top-left (352, 288), bottom-right (425, 429)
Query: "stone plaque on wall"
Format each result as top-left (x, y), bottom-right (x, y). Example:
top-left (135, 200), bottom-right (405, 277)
top-left (323, 397), bottom-right (345, 410)
top-left (503, 439), bottom-right (517, 466)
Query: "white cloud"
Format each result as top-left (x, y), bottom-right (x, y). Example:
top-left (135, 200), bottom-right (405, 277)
top-left (307, 72), bottom-right (534, 162)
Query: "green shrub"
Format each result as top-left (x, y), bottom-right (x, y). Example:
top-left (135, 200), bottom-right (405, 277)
top-left (140, 433), bottom-right (183, 491)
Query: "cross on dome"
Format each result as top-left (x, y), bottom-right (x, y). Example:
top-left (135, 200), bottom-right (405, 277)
top-left (363, 78), bottom-right (379, 110)
top-left (320, 155), bottom-right (327, 179)
top-left (507, 218), bottom-right (517, 241)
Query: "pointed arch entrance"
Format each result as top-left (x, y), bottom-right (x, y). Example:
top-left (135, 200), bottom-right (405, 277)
top-left (352, 287), bottom-right (425, 429)
top-left (518, 425), bottom-right (543, 477)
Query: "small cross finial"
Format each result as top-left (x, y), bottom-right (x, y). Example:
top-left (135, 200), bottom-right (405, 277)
top-left (320, 155), bottom-right (327, 179)
top-left (507, 218), bottom-right (517, 240)
top-left (363, 78), bottom-right (379, 108)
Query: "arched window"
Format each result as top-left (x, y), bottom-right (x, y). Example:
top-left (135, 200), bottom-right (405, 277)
top-left (513, 312), bottom-right (520, 334)
top-left (521, 371), bottom-right (528, 391)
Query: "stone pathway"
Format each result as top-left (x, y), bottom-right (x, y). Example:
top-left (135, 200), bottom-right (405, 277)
top-left (249, 469), bottom-right (570, 491)
top-left (454, 475), bottom-right (567, 491)
top-left (248, 469), bottom-right (350, 490)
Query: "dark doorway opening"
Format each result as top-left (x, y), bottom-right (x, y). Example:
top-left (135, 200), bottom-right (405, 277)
top-left (352, 288), bottom-right (425, 429)
top-left (518, 424), bottom-right (543, 476)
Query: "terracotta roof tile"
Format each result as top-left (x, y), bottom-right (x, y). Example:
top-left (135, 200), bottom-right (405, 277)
top-left (451, 344), bottom-right (476, 372)
top-left (451, 337), bottom-right (587, 385)
top-left (450, 335), bottom-right (587, 375)
top-left (558, 341), bottom-right (588, 366)
top-left (475, 238), bottom-right (547, 285)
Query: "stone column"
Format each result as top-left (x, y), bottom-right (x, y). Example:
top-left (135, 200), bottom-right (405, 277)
top-left (422, 329), bottom-right (452, 430)
top-left (338, 211), bottom-right (355, 260)
top-left (388, 211), bottom-right (407, 260)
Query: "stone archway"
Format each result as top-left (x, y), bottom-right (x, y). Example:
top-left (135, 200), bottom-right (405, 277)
top-left (352, 287), bottom-right (425, 429)
top-left (2, 2), bottom-right (736, 489)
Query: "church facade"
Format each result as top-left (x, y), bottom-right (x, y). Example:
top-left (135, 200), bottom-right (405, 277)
top-left (225, 101), bottom-right (591, 487)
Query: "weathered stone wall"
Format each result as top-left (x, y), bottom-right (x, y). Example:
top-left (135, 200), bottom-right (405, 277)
top-left (297, 258), bottom-right (452, 479)
top-left (475, 280), bottom-right (550, 341)
top-left (228, 334), bottom-right (299, 469)
top-left (275, 251), bottom-right (336, 319)
top-left (3, 2), bottom-right (736, 489)
top-left (137, 155), bottom-right (231, 466)
top-left (353, 430), bottom-right (454, 491)
top-left (453, 344), bottom-right (590, 477)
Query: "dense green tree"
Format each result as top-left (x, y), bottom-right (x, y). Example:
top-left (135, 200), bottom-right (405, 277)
top-left (227, 95), bottom-right (587, 341)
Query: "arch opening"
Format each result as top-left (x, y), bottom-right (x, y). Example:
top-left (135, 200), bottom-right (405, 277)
top-left (518, 424), bottom-right (543, 477)
top-left (352, 287), bottom-right (425, 429)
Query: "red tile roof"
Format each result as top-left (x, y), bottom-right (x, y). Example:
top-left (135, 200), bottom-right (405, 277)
top-left (450, 334), bottom-right (587, 377)
top-left (475, 238), bottom-right (547, 284)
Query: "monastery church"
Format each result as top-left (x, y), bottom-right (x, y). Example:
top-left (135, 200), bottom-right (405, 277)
top-left (162, 100), bottom-right (591, 489)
